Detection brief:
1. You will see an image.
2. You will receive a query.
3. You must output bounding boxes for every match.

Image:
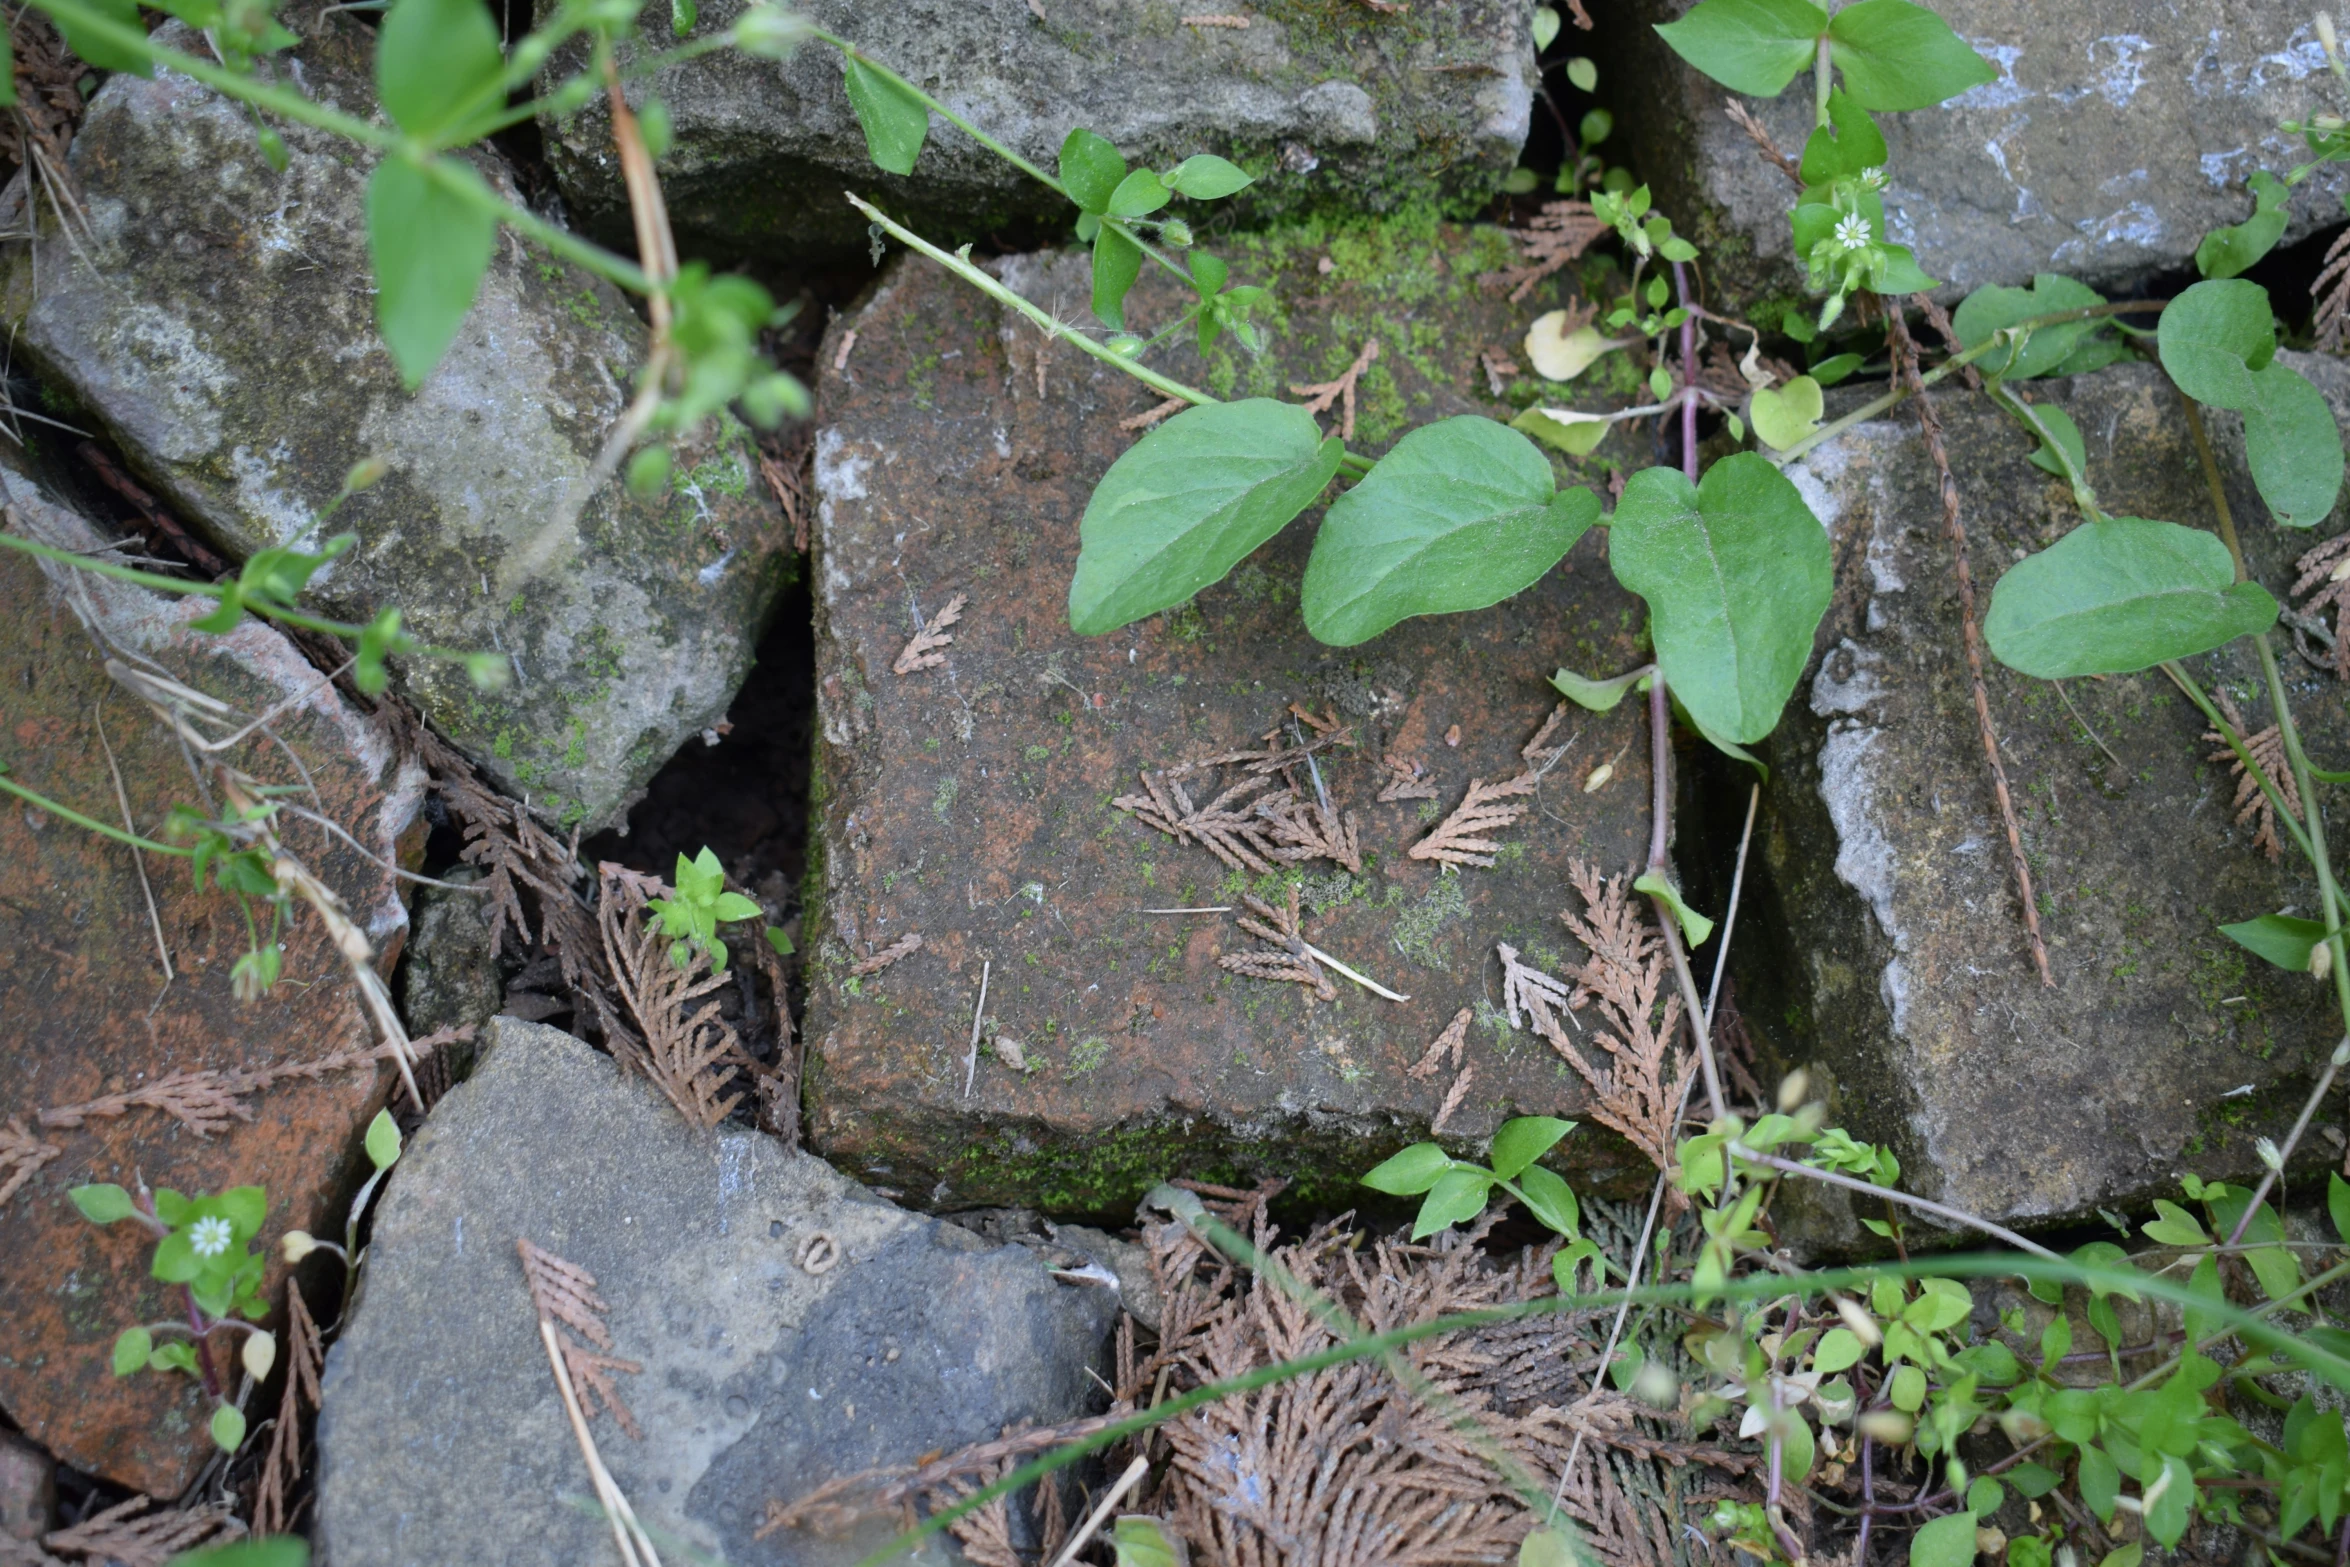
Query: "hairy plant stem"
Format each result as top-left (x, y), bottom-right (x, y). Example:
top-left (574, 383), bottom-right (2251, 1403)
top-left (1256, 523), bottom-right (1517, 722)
top-left (847, 194), bottom-right (1216, 409)
top-left (0, 772), bottom-right (193, 856)
top-left (1767, 302), bottom-right (2167, 468)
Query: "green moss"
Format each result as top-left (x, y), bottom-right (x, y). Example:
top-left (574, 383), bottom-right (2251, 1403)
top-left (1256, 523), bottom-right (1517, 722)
top-left (933, 775), bottom-right (960, 821)
top-left (1065, 1035), bottom-right (1110, 1077)
top-left (1392, 873), bottom-right (1469, 968)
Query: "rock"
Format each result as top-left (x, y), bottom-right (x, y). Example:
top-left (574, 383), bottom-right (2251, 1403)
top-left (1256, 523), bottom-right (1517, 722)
top-left (0, 1431), bottom-right (54, 1542)
top-left (803, 218), bottom-right (1662, 1215)
top-left (1606, 1), bottom-right (2350, 304)
top-left (0, 11), bottom-right (791, 830)
top-left (397, 869), bottom-right (503, 1042)
top-left (1048, 1224), bottom-right (1163, 1332)
top-left (541, 0), bottom-right (1536, 263)
top-left (0, 458), bottom-right (419, 1494)
top-left (1752, 356), bottom-right (2350, 1238)
top-left (314, 1016), bottom-right (1120, 1567)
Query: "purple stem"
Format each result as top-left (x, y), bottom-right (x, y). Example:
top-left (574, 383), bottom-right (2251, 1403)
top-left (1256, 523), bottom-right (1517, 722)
top-left (1856, 1435), bottom-right (1875, 1567)
top-left (1672, 258), bottom-right (1698, 484)
top-left (1645, 259), bottom-right (1700, 883)
top-left (183, 1287), bottom-right (221, 1400)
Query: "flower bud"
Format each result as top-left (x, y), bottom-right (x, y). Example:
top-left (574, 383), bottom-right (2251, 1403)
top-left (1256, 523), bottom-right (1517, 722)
top-left (1831, 1292), bottom-right (1882, 1347)
top-left (1776, 1069), bottom-right (1810, 1113)
top-left (1855, 1409), bottom-right (1912, 1446)
top-left (1159, 220), bottom-right (1193, 248)
top-left (242, 1329), bottom-right (277, 1383)
top-left (344, 456), bottom-right (390, 494)
top-left (2258, 1135), bottom-right (2285, 1173)
top-left (734, 6), bottom-right (812, 57)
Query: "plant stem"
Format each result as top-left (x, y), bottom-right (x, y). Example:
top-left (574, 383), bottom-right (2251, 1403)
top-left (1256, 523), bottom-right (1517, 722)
top-left (846, 194), bottom-right (1216, 409)
top-left (2160, 660), bottom-right (2332, 883)
top-left (1728, 1145), bottom-right (2065, 1260)
top-left (0, 773), bottom-right (193, 856)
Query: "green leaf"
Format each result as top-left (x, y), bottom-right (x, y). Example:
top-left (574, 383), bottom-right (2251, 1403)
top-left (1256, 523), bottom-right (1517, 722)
top-left (1490, 1116), bottom-right (1576, 1180)
top-left (1071, 400), bottom-right (1342, 635)
top-left (2244, 360), bottom-right (2345, 527)
top-left (364, 1108), bottom-right (402, 1172)
top-left (2077, 1444), bottom-right (2120, 1521)
top-left (1653, 0), bottom-right (1826, 97)
top-left (2329, 1171), bottom-right (2350, 1245)
top-left (149, 1340), bottom-right (200, 1375)
top-left (1607, 454), bottom-right (1833, 745)
top-left (2197, 170), bottom-right (2290, 280)
top-left (1111, 1516), bottom-right (1181, 1567)
top-left (2157, 278), bottom-right (2277, 409)
top-left (1413, 1167), bottom-right (1495, 1239)
top-left (1551, 665), bottom-right (1650, 712)
top-left (1779, 1411), bottom-right (1817, 1485)
top-left (2140, 1197), bottom-right (2209, 1246)
top-left (1966, 1477), bottom-right (2005, 1516)
top-left (840, 56), bottom-right (928, 175)
top-left (216, 1186), bottom-right (267, 1238)
top-left (1091, 224), bottom-right (1143, 331)
top-left (1809, 351), bottom-right (1866, 387)
top-left (210, 1402), bottom-right (247, 1453)
top-left (153, 1189), bottom-right (193, 1227)
top-left (1908, 1507), bottom-right (1979, 1567)
top-left (2007, 1461), bottom-right (2061, 1499)
top-left (1362, 1143), bottom-right (1453, 1196)
top-left (1300, 417), bottom-right (1599, 646)
top-left (1827, 0), bottom-right (1996, 111)
top-left (2142, 1452), bottom-right (2193, 1547)
top-left (1813, 1326), bottom-right (1865, 1375)
top-left (375, 0), bottom-right (504, 143)
top-left (71, 1183), bottom-right (136, 1224)
top-left (2022, 403), bottom-right (2086, 480)
top-left (113, 1326), bottom-right (153, 1376)
top-left (54, 0), bottom-right (151, 76)
top-left (165, 1540), bottom-right (311, 1567)
top-left (1107, 169), bottom-right (1169, 217)
top-left (1514, 1164), bottom-right (1581, 1237)
top-left (1164, 154), bottom-right (1253, 201)
top-left (1520, 1527), bottom-right (1575, 1567)
top-left (366, 156), bottom-right (496, 390)
top-left (1952, 274), bottom-right (2108, 380)
top-left (1633, 871), bottom-right (1715, 945)
top-left (1749, 375), bottom-right (1824, 450)
top-left (764, 925), bottom-right (795, 956)
top-left (713, 892), bottom-right (763, 922)
top-left (0, 29), bottom-right (14, 109)
top-left (1798, 90), bottom-right (1887, 187)
top-left (1511, 407), bottom-right (1610, 457)
top-left (2220, 912), bottom-right (2331, 972)
top-left (1982, 517), bottom-right (2278, 677)
top-left (1059, 128), bottom-right (1127, 214)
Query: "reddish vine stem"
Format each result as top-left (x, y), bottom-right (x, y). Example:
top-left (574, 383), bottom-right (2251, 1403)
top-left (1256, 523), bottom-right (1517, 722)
top-left (1888, 306), bottom-right (2054, 986)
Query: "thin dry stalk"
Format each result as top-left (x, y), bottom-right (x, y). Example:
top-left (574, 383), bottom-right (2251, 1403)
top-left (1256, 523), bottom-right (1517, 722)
top-left (94, 702), bottom-right (171, 983)
top-left (893, 593), bottom-right (968, 675)
top-left (1888, 307), bottom-right (2053, 985)
top-left (1412, 772), bottom-right (1538, 866)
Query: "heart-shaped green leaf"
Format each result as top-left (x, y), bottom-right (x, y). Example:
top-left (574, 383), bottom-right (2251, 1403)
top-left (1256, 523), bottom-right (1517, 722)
top-left (1798, 89), bottom-right (1887, 187)
top-left (1413, 1167), bottom-right (1495, 1238)
top-left (2157, 278), bottom-right (2277, 409)
top-left (363, 1108), bottom-right (402, 1172)
top-left (1653, 0), bottom-right (1827, 98)
top-left (1749, 375), bottom-right (1824, 450)
top-left (1607, 454), bottom-right (1833, 745)
top-left (2197, 170), bottom-right (2290, 280)
top-left (1952, 274), bottom-right (2107, 380)
top-left (1074, 400), bottom-right (1342, 635)
top-left (1532, 7), bottom-right (1562, 51)
top-left (1983, 517), bottom-right (2278, 677)
top-left (1301, 417), bottom-right (1599, 646)
top-left (2244, 360), bottom-right (2344, 527)
top-left (1827, 0), bottom-right (1996, 111)
top-left (840, 56), bottom-right (929, 175)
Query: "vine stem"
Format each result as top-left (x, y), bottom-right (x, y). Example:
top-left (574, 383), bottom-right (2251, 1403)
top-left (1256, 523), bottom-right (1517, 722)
top-left (846, 193), bottom-right (1217, 409)
top-left (0, 772), bottom-right (193, 856)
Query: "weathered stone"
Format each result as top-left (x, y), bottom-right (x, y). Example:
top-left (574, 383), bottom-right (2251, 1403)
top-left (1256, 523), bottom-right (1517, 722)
top-left (1, 11), bottom-right (790, 829)
top-left (314, 1016), bottom-right (1118, 1567)
top-left (0, 1430), bottom-right (54, 1543)
top-left (1750, 356), bottom-right (2350, 1239)
top-left (542, 0), bottom-right (1535, 263)
top-left (1606, 1), bottom-right (2350, 305)
top-left (396, 869), bottom-right (503, 1040)
top-left (0, 460), bottom-right (419, 1494)
top-left (803, 219), bottom-right (1663, 1215)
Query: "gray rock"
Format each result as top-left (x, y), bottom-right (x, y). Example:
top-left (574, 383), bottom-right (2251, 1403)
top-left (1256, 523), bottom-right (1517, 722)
top-left (1753, 356), bottom-right (2350, 1240)
top-left (397, 869), bottom-right (503, 1041)
top-left (0, 12), bottom-right (791, 830)
top-left (540, 0), bottom-right (1536, 263)
top-left (1607, 1), bottom-right (2350, 305)
top-left (0, 1430), bottom-right (54, 1543)
top-left (314, 1017), bottom-right (1119, 1567)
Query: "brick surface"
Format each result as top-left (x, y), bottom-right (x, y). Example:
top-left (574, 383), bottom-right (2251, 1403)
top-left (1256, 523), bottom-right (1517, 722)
top-left (804, 223), bottom-right (1668, 1212)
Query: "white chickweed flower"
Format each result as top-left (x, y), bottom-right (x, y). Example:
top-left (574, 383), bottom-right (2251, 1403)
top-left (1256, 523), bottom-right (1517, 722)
top-left (1861, 166), bottom-right (1889, 190)
top-left (189, 1216), bottom-right (234, 1258)
top-left (1834, 212), bottom-right (1873, 252)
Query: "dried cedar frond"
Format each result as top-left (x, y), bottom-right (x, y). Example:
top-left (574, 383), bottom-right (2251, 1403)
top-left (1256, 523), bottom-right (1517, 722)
top-left (1113, 770), bottom-right (1280, 874)
top-left (1551, 863), bottom-right (1695, 1177)
top-left (1430, 1064), bottom-right (1476, 1134)
top-left (1290, 340), bottom-right (1380, 442)
top-left (2294, 531), bottom-right (2350, 680)
top-left (892, 593), bottom-right (967, 675)
top-left (1378, 751), bottom-right (1439, 802)
top-left (563, 1342), bottom-right (647, 1440)
top-left (1411, 772), bottom-right (1538, 866)
top-left (1257, 787), bottom-right (1364, 874)
top-left (33, 1070), bottom-right (249, 1137)
top-left (1498, 942), bottom-right (1577, 1038)
top-left (849, 932), bottom-right (924, 975)
top-left (2318, 226), bottom-right (2350, 354)
top-left (519, 1238), bottom-right (642, 1439)
top-left (2204, 687), bottom-right (2303, 862)
top-left (0, 1119), bottom-right (60, 1208)
top-left (1724, 99), bottom-right (1802, 187)
top-left (1220, 886), bottom-right (1336, 1002)
top-left (1480, 202), bottom-right (1607, 303)
top-left (42, 1497), bottom-right (239, 1567)
top-left (592, 864), bottom-right (751, 1128)
top-left (1408, 1007), bottom-right (1473, 1081)
top-left (253, 1284), bottom-right (325, 1536)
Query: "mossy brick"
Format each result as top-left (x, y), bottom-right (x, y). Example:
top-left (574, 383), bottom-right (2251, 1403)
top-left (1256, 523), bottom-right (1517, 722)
top-left (1750, 357), bottom-right (2350, 1243)
top-left (803, 224), bottom-right (1663, 1215)
top-left (0, 10), bottom-right (791, 830)
top-left (1600, 1), bottom-right (2350, 311)
top-left (538, 0), bottom-right (1536, 264)
top-left (0, 460), bottom-right (418, 1495)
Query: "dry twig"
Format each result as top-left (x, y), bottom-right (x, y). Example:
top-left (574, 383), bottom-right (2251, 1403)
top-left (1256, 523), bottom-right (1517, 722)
top-left (892, 593), bottom-right (968, 675)
top-left (1290, 340), bottom-right (1381, 442)
top-left (1412, 772), bottom-right (1538, 866)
